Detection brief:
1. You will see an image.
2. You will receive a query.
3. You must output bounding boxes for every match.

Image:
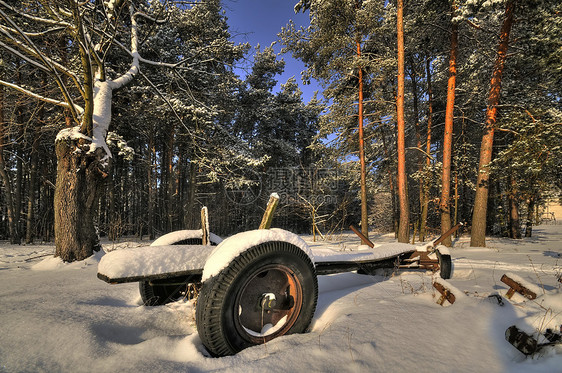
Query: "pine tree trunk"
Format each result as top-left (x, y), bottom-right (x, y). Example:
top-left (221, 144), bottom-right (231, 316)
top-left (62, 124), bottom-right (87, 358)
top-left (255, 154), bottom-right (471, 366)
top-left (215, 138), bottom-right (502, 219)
top-left (410, 58), bottom-right (422, 243)
top-left (396, 0), bottom-right (409, 243)
top-left (25, 123), bottom-right (39, 244)
top-left (167, 124), bottom-right (175, 231)
top-left (186, 161), bottom-right (198, 230)
top-left (381, 127), bottom-right (398, 236)
top-left (357, 39), bottom-right (369, 242)
top-left (470, 0), bottom-right (515, 247)
top-left (508, 174), bottom-right (521, 239)
top-left (420, 58), bottom-right (433, 242)
top-left (440, 15), bottom-right (458, 247)
top-left (147, 141), bottom-right (154, 240)
top-left (453, 172), bottom-right (459, 237)
top-left (14, 123), bottom-right (23, 244)
top-left (54, 139), bottom-right (104, 262)
top-left (0, 86), bottom-right (20, 244)
top-left (525, 194), bottom-right (535, 237)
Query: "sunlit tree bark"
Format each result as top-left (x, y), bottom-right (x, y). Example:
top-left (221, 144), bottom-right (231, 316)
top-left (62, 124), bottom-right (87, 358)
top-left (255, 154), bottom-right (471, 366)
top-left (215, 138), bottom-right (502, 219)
top-left (440, 7), bottom-right (459, 247)
top-left (471, 0), bottom-right (516, 247)
top-left (396, 0), bottom-right (409, 243)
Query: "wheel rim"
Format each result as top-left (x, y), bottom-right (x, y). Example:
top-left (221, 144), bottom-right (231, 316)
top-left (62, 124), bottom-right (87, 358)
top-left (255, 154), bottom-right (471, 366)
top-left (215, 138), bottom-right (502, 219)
top-left (234, 264), bottom-right (303, 344)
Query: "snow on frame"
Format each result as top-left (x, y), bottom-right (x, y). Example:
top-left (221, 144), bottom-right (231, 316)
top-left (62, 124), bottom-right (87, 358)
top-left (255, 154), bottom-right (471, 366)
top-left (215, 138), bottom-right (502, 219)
top-left (1, 225), bottom-right (561, 372)
top-left (150, 229), bottom-right (223, 247)
top-left (97, 244), bottom-right (212, 281)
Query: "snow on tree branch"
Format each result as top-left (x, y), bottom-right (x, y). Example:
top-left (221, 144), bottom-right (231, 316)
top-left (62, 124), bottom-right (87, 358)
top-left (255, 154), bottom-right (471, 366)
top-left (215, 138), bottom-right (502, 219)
top-left (0, 79), bottom-right (83, 113)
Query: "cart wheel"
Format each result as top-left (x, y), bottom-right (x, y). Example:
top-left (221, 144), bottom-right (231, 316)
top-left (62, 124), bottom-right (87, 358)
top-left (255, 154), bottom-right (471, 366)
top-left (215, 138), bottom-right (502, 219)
top-left (140, 236), bottom-right (214, 306)
top-left (436, 249), bottom-right (452, 279)
top-left (196, 241), bottom-right (318, 357)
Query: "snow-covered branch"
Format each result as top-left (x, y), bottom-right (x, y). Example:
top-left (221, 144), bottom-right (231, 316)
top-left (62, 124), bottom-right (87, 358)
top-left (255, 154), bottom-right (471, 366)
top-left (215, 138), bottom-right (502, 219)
top-left (0, 24), bottom-right (66, 38)
top-left (0, 40), bottom-right (50, 72)
top-left (0, 79), bottom-right (84, 113)
top-left (91, 25), bottom-right (220, 74)
top-left (109, 4), bottom-right (139, 89)
top-left (0, 29), bottom-right (85, 96)
top-left (0, 1), bottom-right (73, 28)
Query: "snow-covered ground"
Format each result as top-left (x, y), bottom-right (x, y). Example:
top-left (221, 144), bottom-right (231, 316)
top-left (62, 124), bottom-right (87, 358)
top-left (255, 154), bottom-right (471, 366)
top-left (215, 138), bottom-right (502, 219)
top-left (1, 225), bottom-right (560, 373)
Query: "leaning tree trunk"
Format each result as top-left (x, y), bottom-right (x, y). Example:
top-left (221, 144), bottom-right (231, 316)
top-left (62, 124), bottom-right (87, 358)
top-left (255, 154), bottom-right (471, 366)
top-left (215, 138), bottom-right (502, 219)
top-left (54, 139), bottom-right (105, 262)
top-left (470, 0), bottom-right (515, 247)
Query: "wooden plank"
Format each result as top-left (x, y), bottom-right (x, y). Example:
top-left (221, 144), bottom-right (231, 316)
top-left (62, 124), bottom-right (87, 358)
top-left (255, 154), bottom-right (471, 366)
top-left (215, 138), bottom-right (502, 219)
top-left (432, 222), bottom-right (463, 247)
top-left (433, 281), bottom-right (456, 305)
top-left (501, 274), bottom-right (537, 300)
top-left (259, 193), bottom-right (279, 229)
top-left (349, 224), bottom-right (374, 247)
top-left (315, 257), bottom-right (398, 276)
top-left (201, 206), bottom-right (209, 246)
top-left (97, 269), bottom-right (203, 285)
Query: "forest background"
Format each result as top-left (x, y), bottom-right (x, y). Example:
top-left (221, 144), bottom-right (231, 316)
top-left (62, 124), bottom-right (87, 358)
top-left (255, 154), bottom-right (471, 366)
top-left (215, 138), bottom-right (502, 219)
top-left (0, 0), bottom-right (560, 261)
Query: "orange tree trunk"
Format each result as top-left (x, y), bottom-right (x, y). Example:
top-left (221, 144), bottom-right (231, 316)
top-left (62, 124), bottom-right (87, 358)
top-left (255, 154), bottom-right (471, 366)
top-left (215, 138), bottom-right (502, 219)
top-left (357, 39), bottom-right (369, 242)
top-left (440, 15), bottom-right (459, 247)
top-left (470, 0), bottom-right (515, 247)
top-left (419, 58), bottom-right (433, 242)
top-left (396, 0), bottom-right (409, 243)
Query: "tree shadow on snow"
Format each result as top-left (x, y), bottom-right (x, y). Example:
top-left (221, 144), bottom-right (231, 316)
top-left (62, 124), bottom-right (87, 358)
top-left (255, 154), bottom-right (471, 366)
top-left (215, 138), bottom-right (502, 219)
top-left (313, 272), bottom-right (386, 322)
top-left (91, 322), bottom-right (146, 345)
top-left (543, 250), bottom-right (561, 258)
top-left (78, 296), bottom-right (135, 308)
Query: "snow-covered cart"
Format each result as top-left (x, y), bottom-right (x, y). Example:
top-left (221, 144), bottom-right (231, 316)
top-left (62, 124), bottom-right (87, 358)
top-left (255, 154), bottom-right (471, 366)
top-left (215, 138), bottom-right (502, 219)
top-left (97, 201), bottom-right (455, 357)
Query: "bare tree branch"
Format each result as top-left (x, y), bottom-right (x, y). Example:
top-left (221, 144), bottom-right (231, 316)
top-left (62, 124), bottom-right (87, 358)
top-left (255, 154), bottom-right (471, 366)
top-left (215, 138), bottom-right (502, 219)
top-left (0, 6), bottom-right (80, 122)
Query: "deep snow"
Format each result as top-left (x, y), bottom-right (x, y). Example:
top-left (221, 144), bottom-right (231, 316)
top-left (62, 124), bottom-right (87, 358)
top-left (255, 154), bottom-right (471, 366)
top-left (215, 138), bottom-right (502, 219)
top-left (1, 225), bottom-right (561, 372)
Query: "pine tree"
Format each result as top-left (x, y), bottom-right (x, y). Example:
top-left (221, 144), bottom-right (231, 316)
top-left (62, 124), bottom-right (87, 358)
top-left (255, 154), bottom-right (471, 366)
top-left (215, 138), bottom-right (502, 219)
top-left (471, 0), bottom-right (516, 247)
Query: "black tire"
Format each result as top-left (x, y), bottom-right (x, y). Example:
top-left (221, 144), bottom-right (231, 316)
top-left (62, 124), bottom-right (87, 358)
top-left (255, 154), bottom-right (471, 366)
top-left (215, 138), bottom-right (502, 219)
top-left (196, 241), bottom-right (318, 357)
top-left (436, 249), bottom-right (452, 279)
top-left (140, 237), bottom-right (215, 306)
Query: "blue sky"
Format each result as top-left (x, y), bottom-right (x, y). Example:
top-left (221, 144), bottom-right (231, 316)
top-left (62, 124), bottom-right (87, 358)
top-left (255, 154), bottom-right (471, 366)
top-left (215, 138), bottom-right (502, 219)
top-left (223, 0), bottom-right (319, 102)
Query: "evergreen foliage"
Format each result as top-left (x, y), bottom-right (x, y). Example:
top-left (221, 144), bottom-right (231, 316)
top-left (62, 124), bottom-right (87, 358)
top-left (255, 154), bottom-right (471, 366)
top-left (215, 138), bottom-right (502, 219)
top-left (0, 0), bottom-right (560, 245)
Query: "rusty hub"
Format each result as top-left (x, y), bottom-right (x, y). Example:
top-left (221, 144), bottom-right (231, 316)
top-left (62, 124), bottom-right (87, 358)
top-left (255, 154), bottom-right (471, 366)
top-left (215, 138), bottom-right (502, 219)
top-left (234, 264), bottom-right (303, 343)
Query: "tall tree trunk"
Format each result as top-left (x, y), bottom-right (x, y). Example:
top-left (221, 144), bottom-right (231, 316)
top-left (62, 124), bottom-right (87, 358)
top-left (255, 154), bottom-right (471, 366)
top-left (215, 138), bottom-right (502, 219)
top-left (410, 58), bottom-right (422, 243)
top-left (471, 0), bottom-right (515, 247)
top-left (107, 162), bottom-right (116, 240)
top-left (186, 161), bottom-right (198, 229)
top-left (440, 13), bottom-right (459, 247)
top-left (25, 117), bottom-right (40, 244)
top-left (357, 39), bottom-right (369, 242)
top-left (525, 194), bottom-right (535, 237)
top-left (508, 174), bottom-right (521, 239)
top-left (167, 124), bottom-right (175, 231)
top-left (0, 85), bottom-right (20, 244)
top-left (14, 124), bottom-right (23, 244)
top-left (453, 171), bottom-right (459, 237)
top-left (420, 58), bottom-right (433, 242)
top-left (396, 0), bottom-right (409, 243)
top-left (147, 137), bottom-right (155, 240)
top-left (380, 127), bottom-right (398, 235)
